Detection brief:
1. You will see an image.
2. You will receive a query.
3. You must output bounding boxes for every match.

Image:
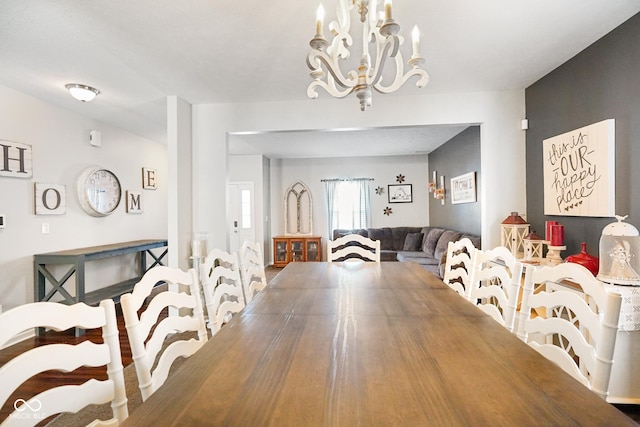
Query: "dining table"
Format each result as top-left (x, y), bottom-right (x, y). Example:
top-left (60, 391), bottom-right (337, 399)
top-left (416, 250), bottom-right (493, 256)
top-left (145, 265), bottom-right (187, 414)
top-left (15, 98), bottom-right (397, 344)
top-left (122, 261), bottom-right (636, 426)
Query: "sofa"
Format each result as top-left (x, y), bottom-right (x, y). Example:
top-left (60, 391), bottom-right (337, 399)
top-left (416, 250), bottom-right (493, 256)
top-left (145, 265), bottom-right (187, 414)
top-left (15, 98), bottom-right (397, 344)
top-left (332, 226), bottom-right (481, 277)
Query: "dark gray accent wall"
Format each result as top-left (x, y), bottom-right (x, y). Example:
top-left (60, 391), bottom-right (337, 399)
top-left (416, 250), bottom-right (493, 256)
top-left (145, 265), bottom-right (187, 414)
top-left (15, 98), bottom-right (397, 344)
top-left (525, 12), bottom-right (640, 257)
top-left (429, 126), bottom-right (481, 235)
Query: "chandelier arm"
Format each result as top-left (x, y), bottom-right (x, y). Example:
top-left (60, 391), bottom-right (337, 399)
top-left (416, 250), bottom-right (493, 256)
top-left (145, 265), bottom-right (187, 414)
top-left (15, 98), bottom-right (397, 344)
top-left (327, 0), bottom-right (354, 60)
top-left (365, 34), bottom-right (400, 86)
top-left (373, 55), bottom-right (429, 94)
top-left (308, 79), bottom-right (355, 100)
top-left (307, 49), bottom-right (358, 90)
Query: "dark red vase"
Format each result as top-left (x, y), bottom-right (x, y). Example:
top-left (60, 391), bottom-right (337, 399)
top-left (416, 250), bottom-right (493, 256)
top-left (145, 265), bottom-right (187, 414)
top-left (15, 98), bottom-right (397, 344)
top-left (566, 242), bottom-right (599, 276)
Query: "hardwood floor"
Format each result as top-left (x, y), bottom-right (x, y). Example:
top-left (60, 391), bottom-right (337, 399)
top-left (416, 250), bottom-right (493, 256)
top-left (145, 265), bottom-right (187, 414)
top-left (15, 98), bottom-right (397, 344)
top-left (1, 266), bottom-right (638, 425)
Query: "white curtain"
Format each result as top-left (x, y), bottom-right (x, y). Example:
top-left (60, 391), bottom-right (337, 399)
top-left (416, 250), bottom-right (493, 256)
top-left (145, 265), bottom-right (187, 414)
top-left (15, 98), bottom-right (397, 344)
top-left (324, 179), bottom-right (371, 237)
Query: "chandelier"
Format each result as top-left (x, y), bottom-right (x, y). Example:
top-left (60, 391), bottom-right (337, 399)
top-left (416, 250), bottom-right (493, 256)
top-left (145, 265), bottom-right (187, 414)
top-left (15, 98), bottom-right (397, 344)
top-left (307, 0), bottom-right (429, 111)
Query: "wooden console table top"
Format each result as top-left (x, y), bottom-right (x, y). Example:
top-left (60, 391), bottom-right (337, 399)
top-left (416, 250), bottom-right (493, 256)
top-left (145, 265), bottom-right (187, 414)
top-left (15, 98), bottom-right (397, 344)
top-left (34, 239), bottom-right (168, 258)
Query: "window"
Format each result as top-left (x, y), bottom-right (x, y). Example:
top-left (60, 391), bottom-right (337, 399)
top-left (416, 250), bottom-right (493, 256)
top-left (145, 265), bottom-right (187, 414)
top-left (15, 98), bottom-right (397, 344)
top-left (324, 179), bottom-right (371, 235)
top-left (241, 189), bottom-right (251, 229)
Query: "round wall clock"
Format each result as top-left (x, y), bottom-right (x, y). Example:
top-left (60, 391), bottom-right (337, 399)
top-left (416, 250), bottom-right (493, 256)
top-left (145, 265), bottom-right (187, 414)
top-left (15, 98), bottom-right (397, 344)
top-left (76, 166), bottom-right (122, 217)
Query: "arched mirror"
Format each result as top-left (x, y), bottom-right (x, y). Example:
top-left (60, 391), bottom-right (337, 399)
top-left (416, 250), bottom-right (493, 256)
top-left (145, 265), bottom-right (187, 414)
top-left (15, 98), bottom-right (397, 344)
top-left (284, 181), bottom-right (313, 235)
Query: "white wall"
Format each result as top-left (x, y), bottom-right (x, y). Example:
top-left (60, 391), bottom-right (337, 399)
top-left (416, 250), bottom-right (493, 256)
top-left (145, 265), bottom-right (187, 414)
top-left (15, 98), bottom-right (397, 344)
top-left (193, 90), bottom-right (526, 252)
top-left (0, 85), bottom-right (167, 311)
top-left (269, 155), bottom-right (429, 259)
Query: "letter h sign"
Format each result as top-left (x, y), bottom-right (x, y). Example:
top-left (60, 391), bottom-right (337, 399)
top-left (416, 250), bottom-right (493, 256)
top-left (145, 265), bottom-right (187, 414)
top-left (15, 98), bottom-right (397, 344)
top-left (0, 140), bottom-right (33, 178)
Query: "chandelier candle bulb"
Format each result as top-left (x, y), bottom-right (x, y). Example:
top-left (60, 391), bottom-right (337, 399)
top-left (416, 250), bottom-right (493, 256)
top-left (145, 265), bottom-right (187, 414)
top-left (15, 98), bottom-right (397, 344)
top-left (412, 25), bottom-right (420, 57)
top-left (316, 4), bottom-right (324, 36)
top-left (384, 0), bottom-right (392, 21)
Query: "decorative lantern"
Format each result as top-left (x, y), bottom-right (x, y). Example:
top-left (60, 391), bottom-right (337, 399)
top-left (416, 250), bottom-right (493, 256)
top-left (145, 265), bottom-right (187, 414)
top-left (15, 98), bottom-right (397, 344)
top-left (523, 231), bottom-right (544, 263)
top-left (501, 212), bottom-right (530, 259)
top-left (597, 215), bottom-right (640, 286)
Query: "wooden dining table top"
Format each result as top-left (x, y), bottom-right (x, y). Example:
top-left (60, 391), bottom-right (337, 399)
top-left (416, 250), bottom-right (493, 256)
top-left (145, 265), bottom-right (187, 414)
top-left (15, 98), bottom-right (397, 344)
top-left (122, 261), bottom-right (635, 426)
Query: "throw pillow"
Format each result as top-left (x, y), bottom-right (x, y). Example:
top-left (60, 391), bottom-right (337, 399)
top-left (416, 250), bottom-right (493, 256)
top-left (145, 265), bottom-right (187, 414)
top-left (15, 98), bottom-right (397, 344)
top-left (403, 232), bottom-right (424, 251)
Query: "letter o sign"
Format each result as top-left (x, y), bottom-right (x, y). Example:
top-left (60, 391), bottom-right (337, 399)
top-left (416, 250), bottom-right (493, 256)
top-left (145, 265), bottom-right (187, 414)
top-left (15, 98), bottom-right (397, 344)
top-left (35, 183), bottom-right (66, 215)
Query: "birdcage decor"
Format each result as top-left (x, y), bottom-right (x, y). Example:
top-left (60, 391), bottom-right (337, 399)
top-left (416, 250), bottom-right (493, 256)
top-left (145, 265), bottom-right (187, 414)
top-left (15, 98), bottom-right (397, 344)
top-left (501, 212), bottom-right (530, 258)
top-left (523, 230), bottom-right (544, 263)
top-left (597, 215), bottom-right (640, 286)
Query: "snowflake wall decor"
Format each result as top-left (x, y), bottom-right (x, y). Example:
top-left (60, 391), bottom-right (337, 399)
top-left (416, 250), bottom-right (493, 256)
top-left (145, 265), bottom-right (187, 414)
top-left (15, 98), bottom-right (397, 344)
top-left (384, 206), bottom-right (393, 216)
top-left (396, 174), bottom-right (405, 183)
top-left (375, 186), bottom-right (385, 195)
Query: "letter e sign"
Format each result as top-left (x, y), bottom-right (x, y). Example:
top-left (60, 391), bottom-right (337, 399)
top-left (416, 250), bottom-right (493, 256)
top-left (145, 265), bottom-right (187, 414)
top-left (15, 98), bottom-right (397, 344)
top-left (34, 183), bottom-right (66, 215)
top-left (142, 167), bottom-right (157, 190)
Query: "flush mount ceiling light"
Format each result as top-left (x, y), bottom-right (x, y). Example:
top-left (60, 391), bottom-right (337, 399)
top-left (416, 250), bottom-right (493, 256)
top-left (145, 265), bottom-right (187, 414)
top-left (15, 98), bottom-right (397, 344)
top-left (307, 0), bottom-right (429, 111)
top-left (65, 83), bottom-right (100, 102)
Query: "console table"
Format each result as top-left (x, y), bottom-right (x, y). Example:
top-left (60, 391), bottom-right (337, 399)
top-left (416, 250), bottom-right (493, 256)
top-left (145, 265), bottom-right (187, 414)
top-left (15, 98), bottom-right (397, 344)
top-left (34, 239), bottom-right (168, 312)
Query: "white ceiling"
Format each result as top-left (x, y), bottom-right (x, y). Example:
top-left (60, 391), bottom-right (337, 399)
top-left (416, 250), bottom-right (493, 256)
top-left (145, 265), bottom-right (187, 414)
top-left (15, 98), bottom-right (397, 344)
top-left (1, 1), bottom-right (638, 158)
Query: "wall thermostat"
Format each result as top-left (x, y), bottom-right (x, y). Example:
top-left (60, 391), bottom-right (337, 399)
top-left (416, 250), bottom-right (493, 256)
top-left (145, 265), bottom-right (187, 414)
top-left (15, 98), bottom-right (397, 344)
top-left (89, 130), bottom-right (102, 147)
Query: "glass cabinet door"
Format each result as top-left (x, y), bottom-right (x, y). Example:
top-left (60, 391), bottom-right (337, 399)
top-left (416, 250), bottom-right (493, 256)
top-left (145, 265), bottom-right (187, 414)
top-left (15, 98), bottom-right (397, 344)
top-left (275, 240), bottom-right (288, 263)
top-left (291, 240), bottom-right (304, 262)
top-left (306, 239), bottom-right (320, 261)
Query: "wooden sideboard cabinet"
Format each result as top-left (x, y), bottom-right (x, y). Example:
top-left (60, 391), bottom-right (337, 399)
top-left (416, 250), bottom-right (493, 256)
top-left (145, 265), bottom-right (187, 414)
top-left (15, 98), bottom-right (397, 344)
top-left (273, 236), bottom-right (322, 267)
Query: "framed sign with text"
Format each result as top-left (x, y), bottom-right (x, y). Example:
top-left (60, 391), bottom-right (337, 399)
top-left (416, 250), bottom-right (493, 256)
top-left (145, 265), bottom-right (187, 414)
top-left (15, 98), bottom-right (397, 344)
top-left (543, 119), bottom-right (615, 217)
top-left (451, 172), bottom-right (476, 204)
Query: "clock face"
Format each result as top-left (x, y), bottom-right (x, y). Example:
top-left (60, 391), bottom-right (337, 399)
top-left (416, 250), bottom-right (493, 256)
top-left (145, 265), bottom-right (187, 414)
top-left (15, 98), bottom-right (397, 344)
top-left (77, 167), bottom-right (122, 216)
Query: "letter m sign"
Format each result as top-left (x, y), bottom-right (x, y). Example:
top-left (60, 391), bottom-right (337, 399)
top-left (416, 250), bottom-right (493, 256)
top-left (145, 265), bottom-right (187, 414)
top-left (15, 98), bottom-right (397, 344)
top-left (0, 140), bottom-right (33, 178)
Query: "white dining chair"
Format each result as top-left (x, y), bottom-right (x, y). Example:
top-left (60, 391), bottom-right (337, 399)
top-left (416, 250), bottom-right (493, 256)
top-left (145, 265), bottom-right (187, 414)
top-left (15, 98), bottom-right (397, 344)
top-left (121, 266), bottom-right (208, 402)
top-left (517, 262), bottom-right (622, 400)
top-left (327, 234), bottom-right (381, 262)
top-left (467, 245), bottom-right (522, 332)
top-left (0, 299), bottom-right (128, 426)
top-left (238, 241), bottom-right (268, 303)
top-left (441, 237), bottom-right (476, 298)
top-left (201, 248), bottom-right (246, 335)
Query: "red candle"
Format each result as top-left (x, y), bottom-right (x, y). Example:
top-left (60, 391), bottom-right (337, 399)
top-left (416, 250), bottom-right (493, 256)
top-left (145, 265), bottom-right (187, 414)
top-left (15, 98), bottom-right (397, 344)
top-left (550, 224), bottom-right (564, 246)
top-left (545, 221), bottom-right (558, 242)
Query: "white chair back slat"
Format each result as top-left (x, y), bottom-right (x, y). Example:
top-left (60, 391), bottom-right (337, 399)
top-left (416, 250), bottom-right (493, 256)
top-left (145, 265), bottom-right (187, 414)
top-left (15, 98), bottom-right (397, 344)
top-left (442, 238), bottom-right (477, 298)
top-left (201, 248), bottom-right (246, 335)
top-left (239, 241), bottom-right (268, 303)
top-left (518, 262), bottom-right (622, 400)
top-left (0, 299), bottom-right (128, 426)
top-left (121, 266), bottom-right (208, 402)
top-left (327, 234), bottom-right (381, 262)
top-left (468, 245), bottom-right (522, 332)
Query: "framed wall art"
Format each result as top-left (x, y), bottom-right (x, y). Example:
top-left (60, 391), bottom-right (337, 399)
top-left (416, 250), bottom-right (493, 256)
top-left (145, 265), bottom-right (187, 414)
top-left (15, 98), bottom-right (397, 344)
top-left (388, 184), bottom-right (412, 203)
top-left (543, 119), bottom-right (615, 216)
top-left (451, 172), bottom-right (476, 204)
